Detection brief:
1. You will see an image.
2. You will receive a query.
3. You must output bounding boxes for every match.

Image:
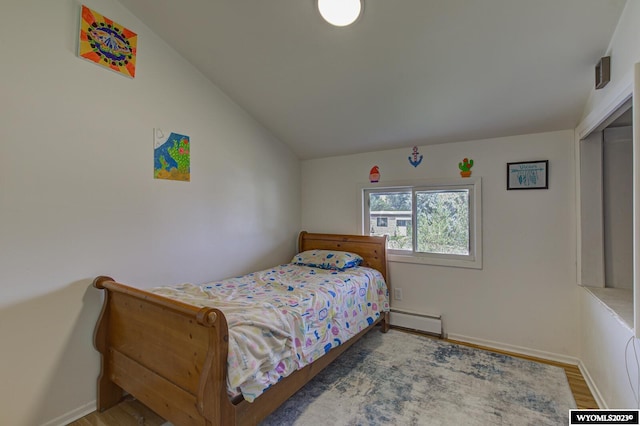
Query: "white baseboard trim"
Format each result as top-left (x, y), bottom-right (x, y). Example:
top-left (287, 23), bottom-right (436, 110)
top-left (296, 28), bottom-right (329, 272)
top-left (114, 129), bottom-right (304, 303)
top-left (40, 400), bottom-right (96, 426)
top-left (578, 360), bottom-right (607, 409)
top-left (447, 333), bottom-right (581, 366)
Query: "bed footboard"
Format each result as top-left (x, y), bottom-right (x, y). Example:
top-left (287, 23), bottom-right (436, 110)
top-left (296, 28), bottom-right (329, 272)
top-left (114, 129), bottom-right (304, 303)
top-left (93, 276), bottom-right (234, 426)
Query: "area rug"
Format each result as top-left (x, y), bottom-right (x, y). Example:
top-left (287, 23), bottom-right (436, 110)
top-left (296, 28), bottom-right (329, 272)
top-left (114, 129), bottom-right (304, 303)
top-left (260, 329), bottom-right (576, 426)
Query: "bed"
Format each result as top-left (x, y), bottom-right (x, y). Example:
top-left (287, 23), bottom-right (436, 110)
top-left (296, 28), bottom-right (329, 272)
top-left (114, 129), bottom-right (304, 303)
top-left (92, 231), bottom-right (390, 426)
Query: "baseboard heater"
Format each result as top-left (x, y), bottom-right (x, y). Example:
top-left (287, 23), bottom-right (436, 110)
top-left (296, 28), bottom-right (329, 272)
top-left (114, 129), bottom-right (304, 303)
top-left (389, 308), bottom-right (444, 338)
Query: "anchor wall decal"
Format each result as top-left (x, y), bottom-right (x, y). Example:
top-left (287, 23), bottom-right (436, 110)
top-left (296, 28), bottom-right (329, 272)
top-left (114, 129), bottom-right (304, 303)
top-left (408, 146), bottom-right (423, 167)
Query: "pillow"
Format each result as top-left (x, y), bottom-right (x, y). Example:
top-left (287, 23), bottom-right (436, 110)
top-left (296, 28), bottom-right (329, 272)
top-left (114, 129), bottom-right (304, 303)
top-left (291, 249), bottom-right (363, 271)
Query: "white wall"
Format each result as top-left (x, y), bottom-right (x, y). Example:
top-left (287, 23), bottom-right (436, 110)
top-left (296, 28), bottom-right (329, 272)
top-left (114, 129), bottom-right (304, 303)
top-left (302, 130), bottom-right (579, 360)
top-left (579, 130), bottom-right (606, 287)
top-left (580, 1), bottom-right (640, 126)
top-left (577, 0), bottom-right (640, 409)
top-left (0, 1), bottom-right (301, 425)
top-left (581, 290), bottom-right (637, 408)
top-left (603, 127), bottom-right (633, 289)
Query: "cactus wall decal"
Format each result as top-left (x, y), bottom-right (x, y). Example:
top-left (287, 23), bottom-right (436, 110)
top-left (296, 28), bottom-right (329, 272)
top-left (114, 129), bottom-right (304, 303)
top-left (459, 158), bottom-right (474, 178)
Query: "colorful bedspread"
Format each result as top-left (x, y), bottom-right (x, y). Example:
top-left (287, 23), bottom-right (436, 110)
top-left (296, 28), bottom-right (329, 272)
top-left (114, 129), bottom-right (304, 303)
top-left (150, 264), bottom-right (389, 402)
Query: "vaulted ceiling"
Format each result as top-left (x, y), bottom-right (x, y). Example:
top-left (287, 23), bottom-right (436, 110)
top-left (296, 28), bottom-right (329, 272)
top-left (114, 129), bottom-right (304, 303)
top-left (118, 0), bottom-right (626, 159)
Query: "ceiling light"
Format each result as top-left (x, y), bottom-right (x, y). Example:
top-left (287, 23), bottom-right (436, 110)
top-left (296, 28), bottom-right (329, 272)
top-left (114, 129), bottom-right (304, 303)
top-left (318, 0), bottom-right (362, 27)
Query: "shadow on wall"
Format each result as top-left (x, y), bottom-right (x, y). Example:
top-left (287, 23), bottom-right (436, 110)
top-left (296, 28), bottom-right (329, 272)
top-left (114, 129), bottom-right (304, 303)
top-left (0, 279), bottom-right (104, 425)
top-left (4, 231), bottom-right (295, 425)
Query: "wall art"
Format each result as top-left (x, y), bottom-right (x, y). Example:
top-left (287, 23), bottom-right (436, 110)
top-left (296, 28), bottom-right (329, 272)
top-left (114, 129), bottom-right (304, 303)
top-left (408, 146), bottom-right (423, 167)
top-left (458, 158), bottom-right (474, 178)
top-left (154, 129), bottom-right (190, 182)
top-left (369, 166), bottom-right (380, 183)
top-left (507, 160), bottom-right (548, 190)
top-left (78, 5), bottom-right (137, 78)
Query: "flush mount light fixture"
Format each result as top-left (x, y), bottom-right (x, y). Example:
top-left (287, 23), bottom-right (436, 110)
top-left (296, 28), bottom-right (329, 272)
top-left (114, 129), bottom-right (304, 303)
top-left (318, 0), bottom-right (363, 27)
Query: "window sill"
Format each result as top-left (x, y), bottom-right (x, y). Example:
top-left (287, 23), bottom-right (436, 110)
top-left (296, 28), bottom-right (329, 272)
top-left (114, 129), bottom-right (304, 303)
top-left (583, 286), bottom-right (633, 331)
top-left (388, 253), bottom-right (482, 269)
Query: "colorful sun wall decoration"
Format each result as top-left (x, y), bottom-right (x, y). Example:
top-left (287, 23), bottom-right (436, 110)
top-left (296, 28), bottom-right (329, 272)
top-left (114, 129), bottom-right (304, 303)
top-left (154, 129), bottom-right (191, 182)
top-left (78, 5), bottom-right (137, 78)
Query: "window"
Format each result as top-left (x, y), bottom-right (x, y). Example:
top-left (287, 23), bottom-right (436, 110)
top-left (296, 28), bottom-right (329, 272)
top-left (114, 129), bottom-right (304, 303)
top-left (362, 179), bottom-right (482, 269)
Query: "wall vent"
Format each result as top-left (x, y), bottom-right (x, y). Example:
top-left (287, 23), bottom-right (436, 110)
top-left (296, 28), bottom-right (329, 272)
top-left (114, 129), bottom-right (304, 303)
top-left (389, 308), bottom-right (444, 338)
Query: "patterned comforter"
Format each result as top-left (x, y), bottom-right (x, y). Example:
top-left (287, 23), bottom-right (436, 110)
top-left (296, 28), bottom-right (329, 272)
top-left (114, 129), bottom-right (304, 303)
top-left (150, 264), bottom-right (389, 402)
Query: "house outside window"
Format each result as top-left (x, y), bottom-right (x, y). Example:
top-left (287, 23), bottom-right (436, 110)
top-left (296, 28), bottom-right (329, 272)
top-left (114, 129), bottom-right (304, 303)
top-left (362, 178), bottom-right (482, 269)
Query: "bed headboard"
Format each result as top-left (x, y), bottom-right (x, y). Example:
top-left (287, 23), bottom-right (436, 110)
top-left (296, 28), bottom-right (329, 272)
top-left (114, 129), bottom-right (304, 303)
top-left (297, 231), bottom-right (388, 283)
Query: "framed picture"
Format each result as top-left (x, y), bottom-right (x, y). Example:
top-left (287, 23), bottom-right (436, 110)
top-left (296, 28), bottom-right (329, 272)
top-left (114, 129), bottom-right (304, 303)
top-left (507, 160), bottom-right (548, 190)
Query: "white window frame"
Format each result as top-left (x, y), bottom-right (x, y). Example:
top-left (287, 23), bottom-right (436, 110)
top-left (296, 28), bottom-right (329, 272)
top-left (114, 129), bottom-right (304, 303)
top-left (360, 178), bottom-right (482, 269)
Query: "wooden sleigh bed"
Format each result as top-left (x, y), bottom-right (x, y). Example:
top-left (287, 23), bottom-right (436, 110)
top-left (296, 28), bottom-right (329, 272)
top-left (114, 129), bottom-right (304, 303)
top-left (93, 231), bottom-right (390, 426)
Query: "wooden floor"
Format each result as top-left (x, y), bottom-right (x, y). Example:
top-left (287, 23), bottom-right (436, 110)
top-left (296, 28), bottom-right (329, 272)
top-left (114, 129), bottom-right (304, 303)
top-left (69, 395), bottom-right (166, 426)
top-left (70, 330), bottom-right (597, 425)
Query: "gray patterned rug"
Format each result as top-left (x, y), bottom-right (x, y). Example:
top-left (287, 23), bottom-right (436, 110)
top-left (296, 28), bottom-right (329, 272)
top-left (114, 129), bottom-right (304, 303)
top-left (260, 329), bottom-right (576, 425)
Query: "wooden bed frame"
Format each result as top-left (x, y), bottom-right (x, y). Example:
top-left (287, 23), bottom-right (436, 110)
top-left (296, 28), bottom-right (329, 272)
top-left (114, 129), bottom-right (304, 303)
top-left (93, 231), bottom-right (390, 426)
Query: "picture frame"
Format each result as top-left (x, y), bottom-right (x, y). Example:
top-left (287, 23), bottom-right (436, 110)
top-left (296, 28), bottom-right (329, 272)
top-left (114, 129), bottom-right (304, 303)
top-left (507, 160), bottom-right (548, 190)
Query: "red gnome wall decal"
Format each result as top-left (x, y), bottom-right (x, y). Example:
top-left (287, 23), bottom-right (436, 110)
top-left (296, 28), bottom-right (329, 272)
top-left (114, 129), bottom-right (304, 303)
top-left (369, 166), bottom-right (380, 183)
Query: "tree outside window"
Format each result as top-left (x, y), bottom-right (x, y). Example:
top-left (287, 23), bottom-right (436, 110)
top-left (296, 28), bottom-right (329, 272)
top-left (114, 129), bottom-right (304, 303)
top-left (364, 180), bottom-right (481, 269)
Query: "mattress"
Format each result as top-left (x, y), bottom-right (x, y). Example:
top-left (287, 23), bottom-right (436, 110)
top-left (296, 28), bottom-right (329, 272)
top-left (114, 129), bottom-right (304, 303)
top-left (150, 263), bottom-right (389, 401)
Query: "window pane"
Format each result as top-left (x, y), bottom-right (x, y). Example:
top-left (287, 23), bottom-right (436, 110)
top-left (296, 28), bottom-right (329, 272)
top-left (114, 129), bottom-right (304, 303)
top-left (368, 191), bottom-right (412, 251)
top-left (415, 190), bottom-right (469, 255)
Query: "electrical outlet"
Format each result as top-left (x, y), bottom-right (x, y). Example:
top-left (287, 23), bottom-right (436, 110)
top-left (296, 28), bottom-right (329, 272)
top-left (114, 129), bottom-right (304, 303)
top-left (394, 288), bottom-right (403, 301)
